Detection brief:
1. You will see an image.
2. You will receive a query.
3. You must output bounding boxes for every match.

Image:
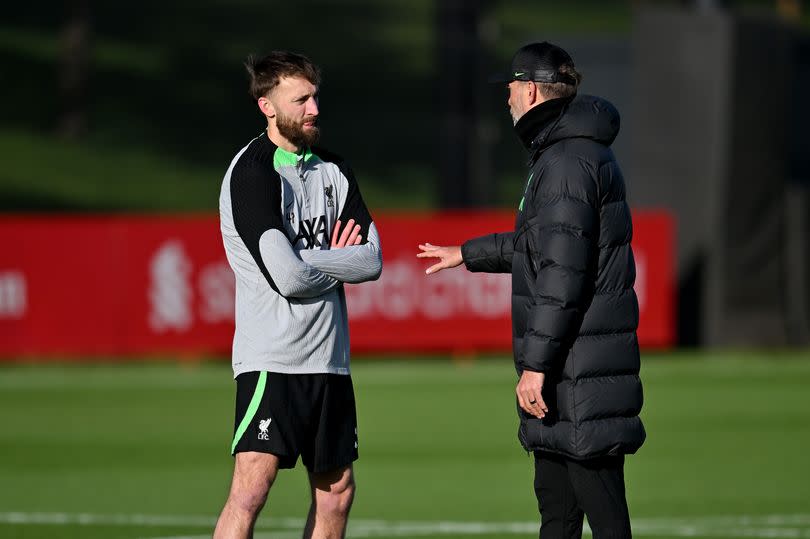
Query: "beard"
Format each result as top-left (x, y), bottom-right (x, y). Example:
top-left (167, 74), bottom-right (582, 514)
top-left (509, 104), bottom-right (522, 126)
top-left (276, 112), bottom-right (320, 148)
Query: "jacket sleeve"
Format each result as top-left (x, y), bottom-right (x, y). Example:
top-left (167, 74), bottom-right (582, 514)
top-left (230, 158), bottom-right (338, 298)
top-left (461, 233), bottom-right (514, 273)
top-left (520, 155), bottom-right (600, 373)
top-left (259, 229), bottom-right (340, 298)
top-left (299, 222), bottom-right (383, 283)
top-left (299, 154), bottom-right (383, 283)
top-left (335, 160), bottom-right (374, 241)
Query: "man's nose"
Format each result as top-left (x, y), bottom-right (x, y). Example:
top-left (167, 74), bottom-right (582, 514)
top-left (306, 97), bottom-right (319, 116)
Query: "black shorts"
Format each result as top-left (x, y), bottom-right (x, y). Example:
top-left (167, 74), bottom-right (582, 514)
top-left (230, 371), bottom-right (358, 473)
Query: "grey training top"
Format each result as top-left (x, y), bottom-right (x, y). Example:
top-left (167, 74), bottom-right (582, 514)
top-left (219, 132), bottom-right (382, 377)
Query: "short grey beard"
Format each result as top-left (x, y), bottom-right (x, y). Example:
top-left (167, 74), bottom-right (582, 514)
top-left (509, 105), bottom-right (521, 126)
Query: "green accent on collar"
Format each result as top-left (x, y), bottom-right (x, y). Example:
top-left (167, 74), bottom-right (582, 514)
top-left (273, 146), bottom-right (315, 170)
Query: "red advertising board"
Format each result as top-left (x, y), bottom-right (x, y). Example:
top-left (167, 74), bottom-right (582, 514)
top-left (0, 211), bottom-right (674, 357)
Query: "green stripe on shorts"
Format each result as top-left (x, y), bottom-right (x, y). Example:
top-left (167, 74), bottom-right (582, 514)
top-left (230, 371), bottom-right (267, 455)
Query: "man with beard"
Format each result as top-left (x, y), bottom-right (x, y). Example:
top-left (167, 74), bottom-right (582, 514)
top-left (417, 42), bottom-right (644, 538)
top-left (215, 51), bottom-right (382, 539)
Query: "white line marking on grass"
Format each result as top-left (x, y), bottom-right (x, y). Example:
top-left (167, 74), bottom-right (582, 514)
top-left (2, 512), bottom-right (810, 538)
top-left (0, 512), bottom-right (217, 527)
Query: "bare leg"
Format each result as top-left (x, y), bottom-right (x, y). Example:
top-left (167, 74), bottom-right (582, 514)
top-left (302, 465), bottom-right (355, 539)
top-left (214, 452), bottom-right (280, 539)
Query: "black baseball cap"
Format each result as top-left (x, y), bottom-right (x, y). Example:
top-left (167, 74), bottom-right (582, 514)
top-left (489, 42), bottom-right (577, 84)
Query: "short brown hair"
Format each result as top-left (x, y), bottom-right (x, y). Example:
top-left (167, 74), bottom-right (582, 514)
top-left (245, 51), bottom-right (321, 100)
top-left (538, 64), bottom-right (582, 100)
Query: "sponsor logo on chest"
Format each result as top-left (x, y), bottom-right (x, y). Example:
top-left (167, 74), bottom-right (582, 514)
top-left (293, 215), bottom-right (329, 249)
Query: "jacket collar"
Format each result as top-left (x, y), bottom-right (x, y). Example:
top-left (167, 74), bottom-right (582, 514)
top-left (514, 95), bottom-right (575, 163)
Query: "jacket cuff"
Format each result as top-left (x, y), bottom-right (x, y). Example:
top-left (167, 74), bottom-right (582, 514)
top-left (460, 239), bottom-right (478, 272)
top-left (520, 333), bottom-right (562, 373)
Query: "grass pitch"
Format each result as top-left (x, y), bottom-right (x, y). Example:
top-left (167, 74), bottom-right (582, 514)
top-left (1, 352), bottom-right (809, 538)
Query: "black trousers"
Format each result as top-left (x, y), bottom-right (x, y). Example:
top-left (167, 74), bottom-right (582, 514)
top-left (534, 451), bottom-right (631, 539)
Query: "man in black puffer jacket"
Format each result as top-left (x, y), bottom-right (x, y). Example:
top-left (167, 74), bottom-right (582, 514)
top-left (418, 42), bottom-right (645, 538)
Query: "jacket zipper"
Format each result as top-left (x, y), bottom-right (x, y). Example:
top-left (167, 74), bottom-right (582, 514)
top-left (297, 155), bottom-right (311, 214)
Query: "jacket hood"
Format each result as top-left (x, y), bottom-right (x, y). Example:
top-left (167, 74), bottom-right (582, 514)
top-left (528, 94), bottom-right (621, 155)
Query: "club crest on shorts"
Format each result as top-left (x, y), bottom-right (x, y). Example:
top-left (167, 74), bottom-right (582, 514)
top-left (258, 418), bottom-right (272, 440)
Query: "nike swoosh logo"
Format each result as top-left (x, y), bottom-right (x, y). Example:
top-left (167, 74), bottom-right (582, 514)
top-left (514, 71), bottom-right (525, 77)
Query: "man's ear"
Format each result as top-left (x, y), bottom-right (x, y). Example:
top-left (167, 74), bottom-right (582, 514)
top-left (258, 96), bottom-right (275, 118)
top-left (528, 82), bottom-right (540, 105)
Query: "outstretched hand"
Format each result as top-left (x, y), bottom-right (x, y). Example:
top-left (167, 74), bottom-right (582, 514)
top-left (331, 219), bottom-right (362, 249)
top-left (416, 243), bottom-right (463, 275)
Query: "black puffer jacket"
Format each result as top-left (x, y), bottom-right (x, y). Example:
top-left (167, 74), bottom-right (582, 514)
top-left (462, 95), bottom-right (645, 460)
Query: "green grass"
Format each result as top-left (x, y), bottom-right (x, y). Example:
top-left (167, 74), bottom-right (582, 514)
top-left (1, 352), bottom-right (809, 538)
top-left (0, 129), bottom-right (438, 212)
top-left (0, 129), bottom-right (221, 212)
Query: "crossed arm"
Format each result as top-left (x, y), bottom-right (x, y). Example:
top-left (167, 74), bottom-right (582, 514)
top-left (261, 218), bottom-right (380, 298)
top-left (299, 219), bottom-right (383, 284)
top-left (230, 159), bottom-right (381, 299)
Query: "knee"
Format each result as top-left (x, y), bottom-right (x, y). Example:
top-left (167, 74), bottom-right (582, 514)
top-left (227, 452), bottom-right (279, 517)
top-left (228, 484), bottom-right (270, 517)
top-left (317, 477), bottom-right (355, 518)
